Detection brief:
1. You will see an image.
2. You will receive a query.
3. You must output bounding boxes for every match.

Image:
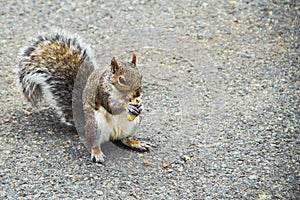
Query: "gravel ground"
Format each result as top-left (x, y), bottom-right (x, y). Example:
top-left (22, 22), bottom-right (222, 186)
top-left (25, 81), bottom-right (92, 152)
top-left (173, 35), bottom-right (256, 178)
top-left (1, 0), bottom-right (299, 199)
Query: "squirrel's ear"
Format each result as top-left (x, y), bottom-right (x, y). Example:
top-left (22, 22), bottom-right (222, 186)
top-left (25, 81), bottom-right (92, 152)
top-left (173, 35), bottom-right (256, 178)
top-left (111, 57), bottom-right (119, 74)
top-left (131, 53), bottom-right (136, 65)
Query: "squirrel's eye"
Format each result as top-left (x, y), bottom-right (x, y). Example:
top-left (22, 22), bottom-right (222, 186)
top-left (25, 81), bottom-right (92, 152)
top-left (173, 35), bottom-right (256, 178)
top-left (118, 76), bottom-right (126, 85)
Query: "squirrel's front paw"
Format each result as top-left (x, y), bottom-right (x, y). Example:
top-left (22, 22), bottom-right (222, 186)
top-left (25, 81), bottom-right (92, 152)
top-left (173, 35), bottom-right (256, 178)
top-left (127, 101), bottom-right (143, 116)
top-left (91, 148), bottom-right (106, 163)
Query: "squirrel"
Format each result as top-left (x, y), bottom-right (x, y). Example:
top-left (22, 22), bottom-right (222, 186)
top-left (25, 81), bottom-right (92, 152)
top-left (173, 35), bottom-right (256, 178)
top-left (18, 31), bottom-right (152, 163)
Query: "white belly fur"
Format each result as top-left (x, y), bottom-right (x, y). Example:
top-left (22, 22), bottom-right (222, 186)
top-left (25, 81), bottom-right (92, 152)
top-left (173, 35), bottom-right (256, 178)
top-left (95, 107), bottom-right (139, 144)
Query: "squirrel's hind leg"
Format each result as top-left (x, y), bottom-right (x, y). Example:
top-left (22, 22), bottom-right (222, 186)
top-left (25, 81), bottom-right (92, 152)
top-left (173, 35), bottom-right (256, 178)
top-left (111, 137), bottom-right (154, 152)
top-left (91, 147), bottom-right (106, 163)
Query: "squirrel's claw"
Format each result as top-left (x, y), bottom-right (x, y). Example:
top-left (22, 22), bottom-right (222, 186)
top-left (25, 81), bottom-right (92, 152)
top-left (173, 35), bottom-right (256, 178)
top-left (111, 138), bottom-right (154, 152)
top-left (132, 140), bottom-right (153, 152)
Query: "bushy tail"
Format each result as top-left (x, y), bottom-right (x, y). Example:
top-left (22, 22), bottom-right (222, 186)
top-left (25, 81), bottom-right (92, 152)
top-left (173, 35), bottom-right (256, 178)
top-left (19, 64), bottom-right (51, 107)
top-left (18, 31), bottom-right (95, 125)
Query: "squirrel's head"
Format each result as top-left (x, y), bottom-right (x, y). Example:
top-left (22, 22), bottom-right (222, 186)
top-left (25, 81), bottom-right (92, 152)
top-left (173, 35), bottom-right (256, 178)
top-left (110, 53), bottom-right (142, 100)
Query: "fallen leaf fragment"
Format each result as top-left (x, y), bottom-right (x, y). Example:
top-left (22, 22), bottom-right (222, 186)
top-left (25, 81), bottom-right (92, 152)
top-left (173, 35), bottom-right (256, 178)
top-left (143, 159), bottom-right (151, 166)
top-left (162, 163), bottom-right (169, 168)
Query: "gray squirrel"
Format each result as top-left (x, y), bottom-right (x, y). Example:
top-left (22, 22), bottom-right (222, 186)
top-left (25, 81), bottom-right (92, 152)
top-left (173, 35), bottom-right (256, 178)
top-left (19, 31), bottom-right (152, 163)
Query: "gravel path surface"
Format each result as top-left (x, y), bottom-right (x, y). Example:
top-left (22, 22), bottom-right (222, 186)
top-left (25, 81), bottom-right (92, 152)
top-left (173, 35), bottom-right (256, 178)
top-left (1, 0), bottom-right (299, 199)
